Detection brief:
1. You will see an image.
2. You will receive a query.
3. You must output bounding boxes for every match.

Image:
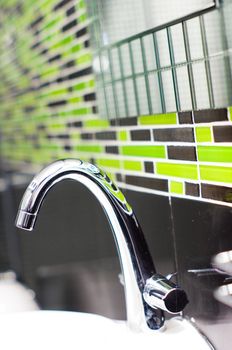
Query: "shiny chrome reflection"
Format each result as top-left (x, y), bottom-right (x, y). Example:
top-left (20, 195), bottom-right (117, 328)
top-left (15, 159), bottom-right (188, 331)
top-left (212, 250), bottom-right (232, 275)
top-left (212, 250), bottom-right (232, 308)
top-left (214, 284), bottom-right (232, 308)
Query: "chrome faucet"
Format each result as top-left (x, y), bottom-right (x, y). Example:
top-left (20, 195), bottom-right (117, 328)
top-left (15, 159), bottom-right (188, 332)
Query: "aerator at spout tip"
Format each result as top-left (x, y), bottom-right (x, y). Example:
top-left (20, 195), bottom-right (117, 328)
top-left (16, 210), bottom-right (37, 231)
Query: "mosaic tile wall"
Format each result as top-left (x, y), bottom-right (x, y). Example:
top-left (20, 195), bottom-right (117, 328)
top-left (0, 0), bottom-right (96, 165)
top-left (0, 0), bottom-right (232, 208)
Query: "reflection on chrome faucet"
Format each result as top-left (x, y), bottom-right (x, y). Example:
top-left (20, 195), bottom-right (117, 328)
top-left (212, 251), bottom-right (232, 309)
top-left (15, 159), bottom-right (188, 331)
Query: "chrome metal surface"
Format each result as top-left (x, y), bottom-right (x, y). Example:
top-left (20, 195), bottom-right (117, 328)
top-left (143, 274), bottom-right (188, 314)
top-left (15, 159), bottom-right (188, 331)
top-left (212, 250), bottom-right (232, 308)
top-left (212, 250), bottom-right (232, 275)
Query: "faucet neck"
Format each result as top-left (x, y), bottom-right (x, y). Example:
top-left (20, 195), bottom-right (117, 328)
top-left (16, 159), bottom-right (187, 331)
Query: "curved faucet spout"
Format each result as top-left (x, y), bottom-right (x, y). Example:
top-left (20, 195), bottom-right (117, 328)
top-left (16, 159), bottom-right (188, 331)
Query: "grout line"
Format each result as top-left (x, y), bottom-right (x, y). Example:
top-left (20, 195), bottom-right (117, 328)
top-left (117, 182), bottom-right (232, 208)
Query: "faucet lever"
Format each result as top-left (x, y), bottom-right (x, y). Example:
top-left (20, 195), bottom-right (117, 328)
top-left (143, 274), bottom-right (188, 314)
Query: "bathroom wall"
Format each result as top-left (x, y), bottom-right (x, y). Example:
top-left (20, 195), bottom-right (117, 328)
top-left (0, 1), bottom-right (232, 349)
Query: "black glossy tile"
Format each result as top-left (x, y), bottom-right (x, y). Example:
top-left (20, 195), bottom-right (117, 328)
top-left (40, 48), bottom-right (48, 56)
top-left (130, 129), bottom-right (151, 141)
top-left (68, 67), bottom-right (92, 80)
top-left (194, 108), bottom-right (228, 123)
top-left (213, 125), bottom-right (232, 142)
top-left (116, 173), bottom-right (123, 182)
top-left (124, 190), bottom-right (175, 275)
top-left (67, 121), bottom-right (82, 128)
top-left (36, 124), bottom-right (46, 131)
top-left (64, 145), bottom-right (72, 151)
top-left (110, 119), bottom-right (117, 126)
top-left (125, 175), bottom-right (168, 192)
top-left (178, 111), bottom-right (193, 124)
top-left (75, 27), bottom-right (87, 38)
top-left (185, 182), bottom-right (199, 197)
top-left (167, 146), bottom-right (196, 161)
top-left (57, 134), bottom-right (70, 139)
top-left (47, 100), bottom-right (67, 108)
top-left (31, 41), bottom-right (41, 50)
top-left (201, 183), bottom-right (232, 203)
top-left (118, 117), bottom-right (137, 126)
top-left (105, 145), bottom-right (119, 154)
top-left (84, 93), bottom-right (96, 101)
top-left (30, 15), bottom-right (44, 29)
top-left (92, 105), bottom-right (98, 114)
top-left (66, 5), bottom-right (76, 17)
top-left (37, 258), bottom-right (126, 319)
top-left (54, 0), bottom-right (73, 11)
top-left (153, 127), bottom-right (194, 142)
top-left (144, 161), bottom-right (154, 173)
top-left (48, 54), bottom-right (61, 63)
top-left (62, 59), bottom-right (75, 69)
top-left (14, 181), bottom-right (117, 289)
top-left (171, 197), bottom-right (232, 321)
top-left (80, 133), bottom-right (93, 140)
top-left (95, 131), bottom-right (116, 140)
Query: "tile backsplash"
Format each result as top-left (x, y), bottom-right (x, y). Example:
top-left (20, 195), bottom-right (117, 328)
top-left (0, 0), bottom-right (232, 209)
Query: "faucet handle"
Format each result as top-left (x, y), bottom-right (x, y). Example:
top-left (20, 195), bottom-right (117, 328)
top-left (143, 274), bottom-right (188, 314)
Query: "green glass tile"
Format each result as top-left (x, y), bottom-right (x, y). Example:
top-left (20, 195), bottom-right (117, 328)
top-left (75, 145), bottom-right (103, 153)
top-left (78, 0), bottom-right (86, 9)
top-left (84, 119), bottom-right (109, 128)
top-left (76, 53), bottom-right (92, 65)
top-left (195, 127), bottom-right (212, 142)
top-left (49, 123), bottom-right (65, 130)
top-left (44, 143), bottom-right (60, 151)
top-left (88, 79), bottom-right (95, 88)
top-left (118, 130), bottom-right (128, 141)
top-left (197, 146), bottom-right (232, 162)
top-left (170, 181), bottom-right (184, 194)
top-left (229, 106), bottom-right (232, 121)
top-left (121, 145), bottom-right (166, 158)
top-left (69, 96), bottom-right (82, 103)
top-left (50, 88), bottom-right (68, 96)
top-left (156, 162), bottom-right (198, 180)
top-left (51, 36), bottom-right (72, 50)
top-left (39, 0), bottom-right (53, 12)
top-left (96, 159), bottom-right (120, 169)
top-left (138, 113), bottom-right (177, 126)
top-left (123, 160), bottom-right (142, 171)
top-left (73, 82), bottom-right (86, 91)
top-left (42, 66), bottom-right (58, 78)
top-left (73, 107), bottom-right (91, 115)
top-left (200, 165), bottom-right (232, 183)
top-left (71, 43), bottom-right (83, 53)
top-left (79, 13), bottom-right (87, 22)
top-left (42, 15), bottom-right (62, 31)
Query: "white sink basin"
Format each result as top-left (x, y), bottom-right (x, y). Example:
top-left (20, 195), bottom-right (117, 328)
top-left (0, 311), bottom-right (212, 350)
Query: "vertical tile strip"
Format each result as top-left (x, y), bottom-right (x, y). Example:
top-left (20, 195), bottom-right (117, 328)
top-left (166, 27), bottom-right (181, 111)
top-left (128, 41), bottom-right (140, 116)
top-left (199, 15), bottom-right (215, 109)
top-left (182, 21), bottom-right (197, 110)
top-left (140, 36), bottom-right (152, 114)
top-left (152, 32), bottom-right (166, 113)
